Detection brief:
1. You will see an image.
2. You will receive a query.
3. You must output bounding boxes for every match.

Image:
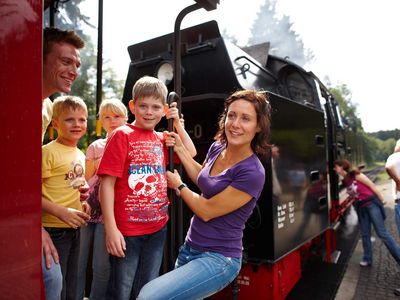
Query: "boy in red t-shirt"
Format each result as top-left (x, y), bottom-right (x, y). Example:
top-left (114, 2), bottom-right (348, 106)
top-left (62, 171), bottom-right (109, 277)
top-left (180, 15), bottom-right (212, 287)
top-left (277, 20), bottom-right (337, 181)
top-left (97, 76), bottom-right (196, 299)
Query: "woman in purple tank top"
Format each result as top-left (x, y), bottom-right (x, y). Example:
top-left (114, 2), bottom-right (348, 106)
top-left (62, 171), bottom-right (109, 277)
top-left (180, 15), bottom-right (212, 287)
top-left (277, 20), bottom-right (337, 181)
top-left (138, 90), bottom-right (271, 300)
top-left (334, 159), bottom-right (400, 268)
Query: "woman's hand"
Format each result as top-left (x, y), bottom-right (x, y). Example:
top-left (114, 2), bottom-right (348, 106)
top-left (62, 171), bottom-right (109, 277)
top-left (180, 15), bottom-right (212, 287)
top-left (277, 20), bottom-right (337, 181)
top-left (166, 170), bottom-right (182, 190)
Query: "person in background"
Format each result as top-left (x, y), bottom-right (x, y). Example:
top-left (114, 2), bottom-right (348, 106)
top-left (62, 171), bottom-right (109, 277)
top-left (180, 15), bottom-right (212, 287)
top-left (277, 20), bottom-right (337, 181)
top-left (386, 139), bottom-right (400, 235)
top-left (385, 139), bottom-right (400, 297)
top-left (76, 99), bottom-right (128, 300)
top-left (42, 96), bottom-right (91, 300)
top-left (333, 159), bottom-right (400, 268)
top-left (97, 76), bottom-right (196, 299)
top-left (138, 89), bottom-right (271, 300)
top-left (42, 27), bottom-right (85, 300)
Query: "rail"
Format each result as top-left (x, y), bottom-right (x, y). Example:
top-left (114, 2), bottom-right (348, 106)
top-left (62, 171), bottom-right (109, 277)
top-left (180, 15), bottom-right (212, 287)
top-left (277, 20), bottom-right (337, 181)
top-left (363, 166), bottom-right (385, 183)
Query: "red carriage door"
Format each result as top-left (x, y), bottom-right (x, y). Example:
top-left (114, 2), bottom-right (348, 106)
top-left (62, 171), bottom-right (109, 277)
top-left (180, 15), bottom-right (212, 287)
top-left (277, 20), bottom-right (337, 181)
top-left (0, 1), bottom-right (43, 298)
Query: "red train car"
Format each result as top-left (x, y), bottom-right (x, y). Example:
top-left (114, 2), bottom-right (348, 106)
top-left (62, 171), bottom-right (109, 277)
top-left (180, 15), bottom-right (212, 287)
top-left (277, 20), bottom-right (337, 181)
top-left (0, 1), bottom-right (43, 299)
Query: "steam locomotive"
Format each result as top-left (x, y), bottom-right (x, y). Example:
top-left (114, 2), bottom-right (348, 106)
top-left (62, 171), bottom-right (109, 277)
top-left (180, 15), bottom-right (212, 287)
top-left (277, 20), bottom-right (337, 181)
top-left (122, 20), bottom-right (355, 299)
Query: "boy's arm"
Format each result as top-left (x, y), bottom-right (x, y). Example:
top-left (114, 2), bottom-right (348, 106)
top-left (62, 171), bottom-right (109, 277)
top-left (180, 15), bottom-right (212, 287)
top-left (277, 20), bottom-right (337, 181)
top-left (167, 103), bottom-right (196, 157)
top-left (100, 175), bottom-right (126, 257)
top-left (42, 196), bottom-right (90, 228)
top-left (165, 132), bottom-right (202, 184)
top-left (174, 118), bottom-right (197, 157)
top-left (85, 159), bottom-right (97, 180)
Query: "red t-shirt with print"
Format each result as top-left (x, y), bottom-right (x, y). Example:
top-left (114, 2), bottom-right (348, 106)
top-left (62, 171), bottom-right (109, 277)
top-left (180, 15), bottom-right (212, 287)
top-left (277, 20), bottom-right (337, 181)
top-left (97, 124), bottom-right (169, 236)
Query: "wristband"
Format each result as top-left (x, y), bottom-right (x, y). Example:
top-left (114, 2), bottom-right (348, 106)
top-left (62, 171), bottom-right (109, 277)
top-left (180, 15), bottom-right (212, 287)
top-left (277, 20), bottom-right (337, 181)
top-left (177, 183), bottom-right (187, 191)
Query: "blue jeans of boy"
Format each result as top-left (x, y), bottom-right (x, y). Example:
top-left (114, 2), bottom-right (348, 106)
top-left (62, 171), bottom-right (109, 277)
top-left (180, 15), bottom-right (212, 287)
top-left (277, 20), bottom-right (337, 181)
top-left (45, 227), bottom-right (80, 300)
top-left (42, 254), bottom-right (62, 300)
top-left (76, 223), bottom-right (110, 300)
top-left (137, 243), bottom-right (241, 300)
top-left (358, 199), bottom-right (400, 264)
top-left (107, 226), bottom-right (167, 300)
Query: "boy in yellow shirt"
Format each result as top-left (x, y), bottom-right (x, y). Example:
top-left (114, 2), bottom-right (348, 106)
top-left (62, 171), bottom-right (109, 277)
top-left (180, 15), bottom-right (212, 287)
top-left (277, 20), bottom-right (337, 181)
top-left (42, 95), bottom-right (90, 300)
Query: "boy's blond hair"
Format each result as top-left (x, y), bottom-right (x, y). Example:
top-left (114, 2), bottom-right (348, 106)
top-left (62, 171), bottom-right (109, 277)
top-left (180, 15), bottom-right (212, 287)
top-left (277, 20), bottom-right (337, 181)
top-left (132, 76), bottom-right (168, 104)
top-left (99, 99), bottom-right (128, 119)
top-left (52, 95), bottom-right (88, 119)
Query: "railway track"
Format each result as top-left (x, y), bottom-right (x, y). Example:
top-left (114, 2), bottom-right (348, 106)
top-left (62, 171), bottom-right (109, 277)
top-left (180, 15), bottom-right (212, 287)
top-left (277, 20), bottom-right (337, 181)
top-left (364, 166), bottom-right (385, 182)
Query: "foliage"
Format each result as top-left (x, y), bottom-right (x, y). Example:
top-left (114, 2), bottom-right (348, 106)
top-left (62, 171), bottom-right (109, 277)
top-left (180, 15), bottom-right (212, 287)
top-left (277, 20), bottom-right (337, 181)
top-left (328, 83), bottom-right (398, 165)
top-left (45, 0), bottom-right (92, 28)
top-left (374, 137), bottom-right (396, 161)
top-left (361, 132), bottom-right (377, 165)
top-left (247, 0), bottom-right (313, 66)
top-left (329, 84), bottom-right (363, 132)
top-left (44, 0), bottom-right (124, 150)
top-left (370, 129), bottom-right (400, 141)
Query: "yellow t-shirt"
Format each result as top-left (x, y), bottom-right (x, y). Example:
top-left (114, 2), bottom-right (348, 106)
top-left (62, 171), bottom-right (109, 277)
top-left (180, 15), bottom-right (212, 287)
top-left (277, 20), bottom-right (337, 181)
top-left (42, 98), bottom-right (53, 142)
top-left (42, 141), bottom-right (85, 228)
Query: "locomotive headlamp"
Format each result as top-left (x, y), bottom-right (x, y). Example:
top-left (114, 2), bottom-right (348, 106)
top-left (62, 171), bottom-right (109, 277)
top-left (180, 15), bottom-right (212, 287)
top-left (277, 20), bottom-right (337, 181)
top-left (156, 61), bottom-right (174, 85)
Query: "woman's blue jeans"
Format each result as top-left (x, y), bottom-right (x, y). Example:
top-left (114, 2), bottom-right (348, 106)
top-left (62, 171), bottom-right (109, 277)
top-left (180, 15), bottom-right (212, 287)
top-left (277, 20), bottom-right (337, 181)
top-left (395, 203), bottom-right (400, 237)
top-left (137, 243), bottom-right (241, 300)
top-left (107, 226), bottom-right (167, 300)
top-left (358, 200), bottom-right (400, 264)
top-left (76, 222), bottom-right (110, 300)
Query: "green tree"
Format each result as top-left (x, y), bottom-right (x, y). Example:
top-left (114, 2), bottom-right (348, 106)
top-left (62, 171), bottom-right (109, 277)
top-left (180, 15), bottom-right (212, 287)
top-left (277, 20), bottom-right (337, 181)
top-left (330, 84), bottom-right (363, 131)
top-left (371, 129), bottom-right (400, 141)
top-left (328, 83), bottom-right (382, 165)
top-left (376, 138), bottom-right (396, 161)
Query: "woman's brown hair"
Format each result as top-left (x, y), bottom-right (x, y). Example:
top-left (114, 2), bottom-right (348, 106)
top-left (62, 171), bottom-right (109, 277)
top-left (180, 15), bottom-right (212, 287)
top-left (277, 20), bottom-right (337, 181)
top-left (333, 159), bottom-right (360, 177)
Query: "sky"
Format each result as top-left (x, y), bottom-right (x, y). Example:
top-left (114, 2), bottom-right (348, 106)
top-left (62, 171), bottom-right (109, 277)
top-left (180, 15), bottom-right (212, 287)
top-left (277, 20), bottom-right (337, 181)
top-left (80, 0), bottom-right (400, 133)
